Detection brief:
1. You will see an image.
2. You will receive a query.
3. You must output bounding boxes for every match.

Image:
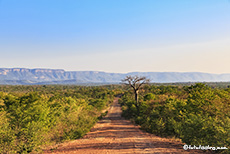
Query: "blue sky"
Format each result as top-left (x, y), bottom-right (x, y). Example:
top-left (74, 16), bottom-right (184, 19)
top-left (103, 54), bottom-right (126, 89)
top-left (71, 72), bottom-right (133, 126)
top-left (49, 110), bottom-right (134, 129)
top-left (0, 0), bottom-right (230, 73)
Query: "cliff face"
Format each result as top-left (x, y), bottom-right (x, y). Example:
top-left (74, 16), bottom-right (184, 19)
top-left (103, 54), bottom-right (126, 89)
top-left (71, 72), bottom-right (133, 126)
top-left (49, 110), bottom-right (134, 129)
top-left (0, 68), bottom-right (124, 84)
top-left (0, 68), bottom-right (230, 85)
top-left (0, 68), bottom-right (66, 81)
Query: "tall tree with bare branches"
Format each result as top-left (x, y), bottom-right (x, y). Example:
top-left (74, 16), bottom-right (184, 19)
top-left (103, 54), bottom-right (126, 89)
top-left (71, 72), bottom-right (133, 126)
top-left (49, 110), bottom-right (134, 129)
top-left (122, 75), bottom-right (150, 111)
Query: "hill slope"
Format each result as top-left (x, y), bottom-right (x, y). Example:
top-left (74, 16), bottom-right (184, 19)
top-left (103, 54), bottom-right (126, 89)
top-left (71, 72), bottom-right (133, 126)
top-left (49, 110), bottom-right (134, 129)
top-left (0, 68), bottom-right (230, 85)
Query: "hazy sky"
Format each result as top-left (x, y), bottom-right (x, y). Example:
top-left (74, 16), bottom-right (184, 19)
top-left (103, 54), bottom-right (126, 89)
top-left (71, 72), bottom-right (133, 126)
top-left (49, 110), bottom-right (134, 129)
top-left (0, 0), bottom-right (229, 73)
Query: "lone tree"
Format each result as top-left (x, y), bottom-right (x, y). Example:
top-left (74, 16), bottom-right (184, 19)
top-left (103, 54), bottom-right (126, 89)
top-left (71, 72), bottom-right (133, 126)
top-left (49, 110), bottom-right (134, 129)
top-left (122, 75), bottom-right (150, 110)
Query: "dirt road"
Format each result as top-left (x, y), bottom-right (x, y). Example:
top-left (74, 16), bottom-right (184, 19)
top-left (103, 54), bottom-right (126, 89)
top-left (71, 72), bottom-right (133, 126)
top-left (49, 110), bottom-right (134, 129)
top-left (44, 97), bottom-right (206, 154)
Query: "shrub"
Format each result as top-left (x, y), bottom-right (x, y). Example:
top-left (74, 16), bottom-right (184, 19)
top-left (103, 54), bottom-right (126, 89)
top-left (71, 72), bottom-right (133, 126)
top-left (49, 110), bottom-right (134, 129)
top-left (0, 86), bottom-right (116, 153)
top-left (120, 84), bottom-right (230, 153)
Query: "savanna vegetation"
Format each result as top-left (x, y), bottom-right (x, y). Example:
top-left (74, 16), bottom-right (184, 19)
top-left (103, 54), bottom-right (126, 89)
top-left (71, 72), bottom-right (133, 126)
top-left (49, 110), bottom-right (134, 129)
top-left (0, 82), bottom-right (229, 153)
top-left (0, 85), bottom-right (119, 153)
top-left (120, 82), bottom-right (230, 153)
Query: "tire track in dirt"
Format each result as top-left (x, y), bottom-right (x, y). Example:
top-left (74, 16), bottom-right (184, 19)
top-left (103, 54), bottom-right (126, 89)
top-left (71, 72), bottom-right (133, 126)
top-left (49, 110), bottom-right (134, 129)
top-left (43, 97), bottom-right (209, 154)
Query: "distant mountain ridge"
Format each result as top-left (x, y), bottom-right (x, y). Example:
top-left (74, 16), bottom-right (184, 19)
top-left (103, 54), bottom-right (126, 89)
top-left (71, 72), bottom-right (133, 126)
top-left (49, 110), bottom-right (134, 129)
top-left (0, 68), bottom-right (230, 85)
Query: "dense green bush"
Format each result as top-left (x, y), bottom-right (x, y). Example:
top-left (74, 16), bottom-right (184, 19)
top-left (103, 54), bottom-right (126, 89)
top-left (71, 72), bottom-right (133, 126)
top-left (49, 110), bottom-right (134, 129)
top-left (120, 83), bottom-right (230, 153)
top-left (144, 93), bottom-right (155, 101)
top-left (0, 86), bottom-right (115, 153)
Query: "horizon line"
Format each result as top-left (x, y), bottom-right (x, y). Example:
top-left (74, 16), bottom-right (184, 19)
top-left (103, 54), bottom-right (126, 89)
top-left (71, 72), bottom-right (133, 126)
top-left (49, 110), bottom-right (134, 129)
top-left (0, 67), bottom-right (230, 75)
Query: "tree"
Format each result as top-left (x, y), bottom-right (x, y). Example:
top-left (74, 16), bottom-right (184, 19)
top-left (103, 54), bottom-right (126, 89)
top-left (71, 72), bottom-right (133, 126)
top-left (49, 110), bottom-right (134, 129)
top-left (122, 75), bottom-right (150, 110)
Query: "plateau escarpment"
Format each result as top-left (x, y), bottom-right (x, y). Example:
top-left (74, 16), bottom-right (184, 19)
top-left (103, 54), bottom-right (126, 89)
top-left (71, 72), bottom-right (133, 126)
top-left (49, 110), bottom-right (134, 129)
top-left (0, 68), bottom-right (230, 85)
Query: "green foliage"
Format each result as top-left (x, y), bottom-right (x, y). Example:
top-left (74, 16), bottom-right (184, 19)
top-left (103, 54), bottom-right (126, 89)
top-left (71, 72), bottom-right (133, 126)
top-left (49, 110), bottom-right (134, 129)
top-left (0, 110), bottom-right (17, 153)
top-left (0, 85), bottom-right (116, 153)
top-left (144, 93), bottom-right (155, 101)
top-left (89, 99), bottom-right (106, 111)
top-left (120, 83), bottom-right (230, 153)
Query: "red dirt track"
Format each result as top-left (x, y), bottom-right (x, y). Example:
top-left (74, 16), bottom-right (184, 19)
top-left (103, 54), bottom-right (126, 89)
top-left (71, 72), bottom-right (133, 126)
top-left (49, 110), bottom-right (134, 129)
top-left (44, 97), bottom-right (207, 154)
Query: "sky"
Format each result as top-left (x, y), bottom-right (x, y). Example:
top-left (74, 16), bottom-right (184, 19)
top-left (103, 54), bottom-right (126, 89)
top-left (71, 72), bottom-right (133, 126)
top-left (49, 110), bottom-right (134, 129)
top-left (0, 0), bottom-right (230, 74)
